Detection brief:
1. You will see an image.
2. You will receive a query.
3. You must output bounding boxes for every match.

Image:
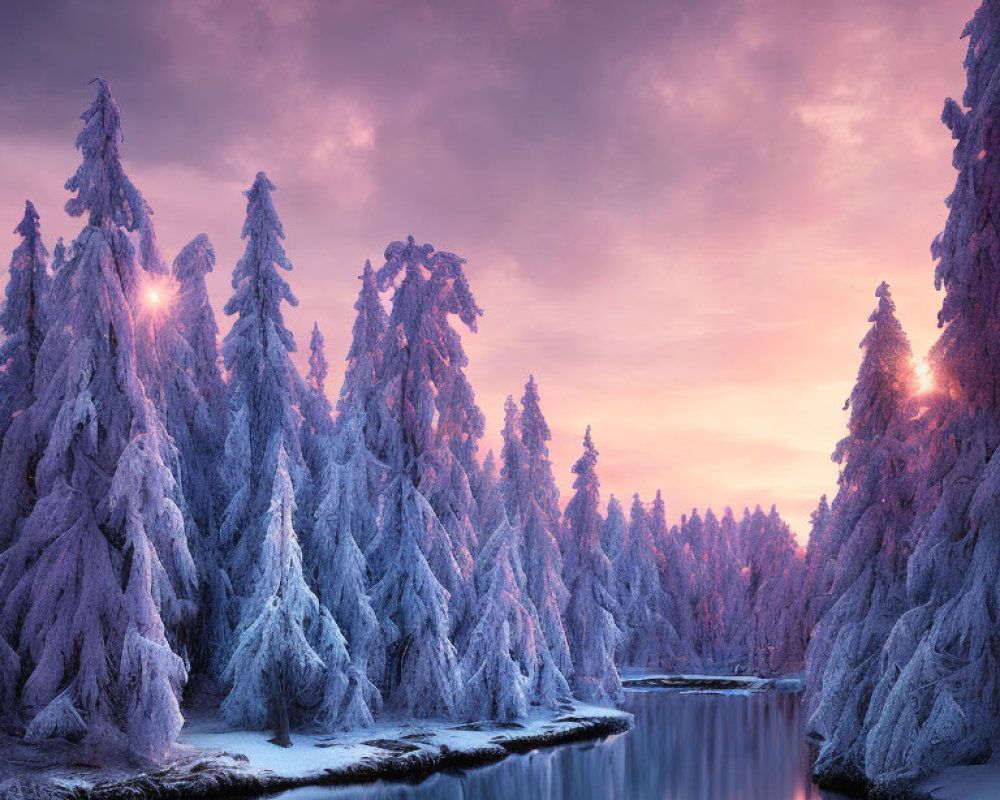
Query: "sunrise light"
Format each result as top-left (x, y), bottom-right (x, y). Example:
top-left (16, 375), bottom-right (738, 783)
top-left (141, 276), bottom-right (177, 320)
top-left (916, 359), bottom-right (933, 394)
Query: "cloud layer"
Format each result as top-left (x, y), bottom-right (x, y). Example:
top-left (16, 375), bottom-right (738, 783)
top-left (0, 0), bottom-right (975, 537)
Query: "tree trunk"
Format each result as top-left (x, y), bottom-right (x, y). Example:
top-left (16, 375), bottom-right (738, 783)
top-left (269, 671), bottom-right (291, 748)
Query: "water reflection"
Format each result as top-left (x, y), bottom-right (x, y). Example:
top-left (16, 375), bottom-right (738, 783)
top-left (274, 689), bottom-right (850, 800)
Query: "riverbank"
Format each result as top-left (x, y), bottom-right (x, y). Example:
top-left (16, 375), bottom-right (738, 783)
top-left (0, 703), bottom-right (632, 799)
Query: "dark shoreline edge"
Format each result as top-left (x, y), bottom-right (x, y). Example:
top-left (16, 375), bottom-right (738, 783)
top-left (33, 713), bottom-right (632, 800)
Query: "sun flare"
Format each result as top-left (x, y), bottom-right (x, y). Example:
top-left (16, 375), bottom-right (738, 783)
top-left (916, 359), bottom-right (933, 394)
top-left (141, 277), bottom-right (177, 320)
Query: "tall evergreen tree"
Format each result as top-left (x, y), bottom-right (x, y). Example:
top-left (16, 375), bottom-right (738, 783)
top-left (0, 80), bottom-right (195, 760)
top-left (717, 507), bottom-right (749, 668)
top-left (562, 427), bottom-right (622, 702)
top-left (797, 495), bottom-right (833, 651)
top-left (219, 173), bottom-right (358, 735)
top-left (223, 447), bottom-right (357, 743)
top-left (651, 491), bottom-right (699, 671)
top-left (823, 6), bottom-right (1000, 786)
top-left (0, 202), bottom-right (51, 551)
top-left (517, 376), bottom-right (573, 677)
top-left (311, 409), bottom-right (385, 704)
top-left (168, 234), bottom-right (228, 677)
top-left (807, 284), bottom-right (917, 784)
top-left (740, 506), bottom-right (805, 676)
top-left (601, 495), bottom-right (627, 567)
top-left (461, 514), bottom-right (571, 721)
top-left (373, 236), bottom-right (481, 638)
top-left (367, 236), bottom-right (477, 716)
top-left (617, 495), bottom-right (680, 669)
top-left (336, 260), bottom-right (388, 452)
top-left (49, 237), bottom-right (68, 276)
top-left (0, 201), bottom-right (50, 441)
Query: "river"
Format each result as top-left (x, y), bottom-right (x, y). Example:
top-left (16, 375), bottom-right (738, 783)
top-left (270, 686), bottom-right (852, 800)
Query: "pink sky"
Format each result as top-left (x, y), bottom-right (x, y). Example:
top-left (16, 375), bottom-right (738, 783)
top-left (0, 0), bottom-right (975, 539)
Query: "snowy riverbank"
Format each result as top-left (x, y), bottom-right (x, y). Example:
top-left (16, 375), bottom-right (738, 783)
top-left (0, 703), bottom-right (632, 799)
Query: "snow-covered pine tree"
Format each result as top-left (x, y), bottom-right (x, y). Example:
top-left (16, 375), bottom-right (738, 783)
top-left (742, 506), bottom-right (805, 676)
top-left (617, 495), bottom-right (680, 669)
top-left (650, 491), bottom-right (699, 671)
top-left (461, 513), bottom-right (571, 721)
top-left (499, 395), bottom-right (526, 523)
top-left (718, 507), bottom-right (749, 669)
top-left (475, 449), bottom-right (504, 544)
top-left (296, 322), bottom-right (337, 550)
top-left (807, 283), bottom-right (917, 784)
top-left (0, 202), bottom-right (51, 552)
top-left (0, 80), bottom-right (196, 760)
top-left (601, 495), bottom-right (627, 567)
top-left (219, 173), bottom-right (359, 732)
top-left (50, 237), bottom-right (68, 276)
top-left (223, 446), bottom-right (358, 742)
top-left (336, 260), bottom-right (388, 453)
top-left (219, 171), bottom-right (306, 610)
top-left (562, 427), bottom-right (622, 702)
top-left (373, 236), bottom-right (481, 639)
top-left (369, 474), bottom-right (461, 717)
top-left (517, 376), bottom-right (573, 678)
top-left (172, 234), bottom-right (225, 418)
top-left (797, 495), bottom-right (833, 651)
top-left (821, 6), bottom-right (1000, 786)
top-left (366, 236), bottom-right (479, 717)
top-left (690, 509), bottom-right (734, 667)
top-left (311, 409), bottom-right (385, 707)
top-left (165, 235), bottom-right (229, 676)
top-left (0, 201), bottom-right (50, 444)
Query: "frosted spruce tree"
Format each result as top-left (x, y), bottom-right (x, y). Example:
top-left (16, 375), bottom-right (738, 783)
top-left (223, 447), bottom-right (358, 743)
top-left (617, 495), bottom-right (680, 669)
top-left (475, 449), bottom-right (505, 544)
top-left (499, 395), bottom-right (527, 522)
top-left (0, 202), bottom-right (51, 552)
top-left (0, 201), bottom-right (50, 444)
top-left (461, 514), bottom-right (571, 721)
top-left (797, 495), bottom-right (833, 651)
top-left (807, 283), bottom-right (917, 785)
top-left (741, 506), bottom-right (805, 676)
top-left (601, 495), bottom-right (627, 568)
top-left (311, 407), bottom-right (385, 704)
top-left (516, 376), bottom-right (573, 678)
top-left (166, 235), bottom-right (229, 675)
top-left (562, 427), bottom-right (622, 702)
top-left (689, 509), bottom-right (741, 667)
top-left (219, 173), bottom-right (360, 734)
top-left (331, 263), bottom-right (390, 560)
top-left (651, 491), bottom-right (699, 671)
top-left (295, 322), bottom-right (336, 550)
top-left (368, 236), bottom-right (475, 716)
top-left (336, 261), bottom-right (388, 451)
top-left (717, 507), bottom-right (749, 668)
top-left (816, 5), bottom-right (1000, 789)
top-left (374, 238), bottom-right (483, 630)
top-left (0, 80), bottom-right (196, 761)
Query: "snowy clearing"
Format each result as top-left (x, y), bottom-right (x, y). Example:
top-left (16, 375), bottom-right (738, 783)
top-left (0, 703), bottom-right (632, 799)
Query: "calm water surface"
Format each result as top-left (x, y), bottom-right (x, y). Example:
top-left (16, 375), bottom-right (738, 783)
top-left (273, 688), bottom-right (851, 800)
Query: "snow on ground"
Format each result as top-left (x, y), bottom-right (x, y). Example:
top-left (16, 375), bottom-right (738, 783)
top-left (919, 763), bottom-right (1000, 800)
top-left (0, 702), bottom-right (632, 799)
top-left (178, 701), bottom-right (627, 779)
